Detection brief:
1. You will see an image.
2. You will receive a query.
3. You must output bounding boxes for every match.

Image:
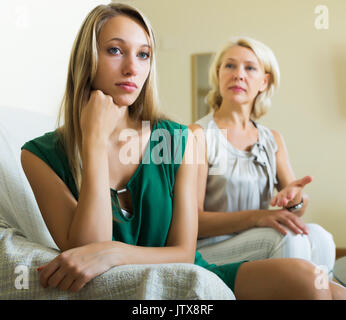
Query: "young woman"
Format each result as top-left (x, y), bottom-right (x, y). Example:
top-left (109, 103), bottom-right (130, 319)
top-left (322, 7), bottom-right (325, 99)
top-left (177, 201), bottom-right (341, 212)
top-left (21, 4), bottom-right (344, 299)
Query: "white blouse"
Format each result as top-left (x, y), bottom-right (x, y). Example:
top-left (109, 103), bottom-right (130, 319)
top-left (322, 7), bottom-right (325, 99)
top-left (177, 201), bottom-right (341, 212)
top-left (196, 112), bottom-right (278, 248)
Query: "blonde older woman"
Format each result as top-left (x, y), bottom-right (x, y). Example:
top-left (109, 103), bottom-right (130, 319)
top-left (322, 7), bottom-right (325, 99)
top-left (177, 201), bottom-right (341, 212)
top-left (190, 37), bottom-right (336, 278)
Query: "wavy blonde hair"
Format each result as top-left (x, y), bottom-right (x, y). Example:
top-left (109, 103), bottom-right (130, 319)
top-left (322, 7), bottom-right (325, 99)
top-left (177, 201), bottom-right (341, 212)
top-left (56, 3), bottom-right (162, 192)
top-left (206, 36), bottom-right (280, 120)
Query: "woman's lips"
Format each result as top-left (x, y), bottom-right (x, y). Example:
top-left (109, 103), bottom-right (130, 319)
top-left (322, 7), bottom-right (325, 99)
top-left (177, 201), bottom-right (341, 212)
top-left (230, 86), bottom-right (246, 93)
top-left (116, 82), bottom-right (137, 93)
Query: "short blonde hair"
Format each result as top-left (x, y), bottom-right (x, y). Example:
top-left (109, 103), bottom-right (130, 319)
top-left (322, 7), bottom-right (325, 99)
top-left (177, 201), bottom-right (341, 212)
top-left (206, 36), bottom-right (280, 119)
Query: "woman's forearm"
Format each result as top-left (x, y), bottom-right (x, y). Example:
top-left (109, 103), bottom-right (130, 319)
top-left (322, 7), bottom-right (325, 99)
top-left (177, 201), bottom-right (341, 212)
top-left (67, 140), bottom-right (112, 248)
top-left (198, 210), bottom-right (260, 238)
top-left (37, 240), bottom-right (196, 291)
top-left (108, 241), bottom-right (196, 265)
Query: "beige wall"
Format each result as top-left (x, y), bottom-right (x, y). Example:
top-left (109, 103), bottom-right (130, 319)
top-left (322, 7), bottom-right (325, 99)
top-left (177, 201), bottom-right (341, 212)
top-left (117, 0), bottom-right (346, 247)
top-left (0, 0), bottom-right (108, 115)
top-left (1, 0), bottom-right (345, 246)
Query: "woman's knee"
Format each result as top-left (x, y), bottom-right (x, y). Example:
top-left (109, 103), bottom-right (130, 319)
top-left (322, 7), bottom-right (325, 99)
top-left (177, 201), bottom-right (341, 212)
top-left (285, 258), bottom-right (332, 299)
top-left (234, 258), bottom-right (332, 300)
top-left (307, 223), bottom-right (335, 249)
top-left (237, 228), bottom-right (307, 260)
top-left (306, 223), bottom-right (336, 271)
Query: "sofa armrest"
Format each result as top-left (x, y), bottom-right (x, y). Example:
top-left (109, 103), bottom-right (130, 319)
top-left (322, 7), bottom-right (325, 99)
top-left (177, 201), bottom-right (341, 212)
top-left (0, 222), bottom-right (235, 300)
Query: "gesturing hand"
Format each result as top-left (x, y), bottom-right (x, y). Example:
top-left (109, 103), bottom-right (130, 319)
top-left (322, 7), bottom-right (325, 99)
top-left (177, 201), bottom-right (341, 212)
top-left (270, 176), bottom-right (313, 208)
top-left (37, 242), bottom-right (116, 292)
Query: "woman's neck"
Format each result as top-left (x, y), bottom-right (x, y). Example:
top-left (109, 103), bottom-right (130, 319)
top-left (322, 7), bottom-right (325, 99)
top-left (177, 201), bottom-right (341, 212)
top-left (109, 106), bottom-right (142, 143)
top-left (214, 102), bottom-right (253, 130)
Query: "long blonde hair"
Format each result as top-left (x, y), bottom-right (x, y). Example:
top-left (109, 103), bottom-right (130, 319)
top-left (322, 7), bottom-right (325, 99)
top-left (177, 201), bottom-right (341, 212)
top-left (207, 36), bottom-right (280, 120)
top-left (56, 3), bottom-right (162, 192)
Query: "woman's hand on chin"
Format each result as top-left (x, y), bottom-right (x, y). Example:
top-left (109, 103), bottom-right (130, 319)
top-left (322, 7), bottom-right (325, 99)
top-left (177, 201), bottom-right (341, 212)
top-left (81, 89), bottom-right (123, 146)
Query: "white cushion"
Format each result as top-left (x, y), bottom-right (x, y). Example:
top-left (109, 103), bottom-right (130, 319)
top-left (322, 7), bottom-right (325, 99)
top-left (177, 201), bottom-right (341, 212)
top-left (0, 106), bottom-right (58, 249)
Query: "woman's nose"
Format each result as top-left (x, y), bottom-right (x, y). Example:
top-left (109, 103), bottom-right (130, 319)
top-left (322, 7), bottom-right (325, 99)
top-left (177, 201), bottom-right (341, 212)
top-left (122, 55), bottom-right (138, 77)
top-left (233, 66), bottom-right (245, 81)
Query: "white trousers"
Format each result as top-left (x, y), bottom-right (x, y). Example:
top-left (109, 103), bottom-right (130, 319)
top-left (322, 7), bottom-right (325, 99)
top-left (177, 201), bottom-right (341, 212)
top-left (197, 224), bottom-right (336, 277)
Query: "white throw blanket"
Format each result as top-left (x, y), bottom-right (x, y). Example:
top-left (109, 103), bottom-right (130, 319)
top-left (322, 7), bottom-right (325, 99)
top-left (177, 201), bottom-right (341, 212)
top-left (0, 220), bottom-right (235, 299)
top-left (0, 107), bottom-right (58, 248)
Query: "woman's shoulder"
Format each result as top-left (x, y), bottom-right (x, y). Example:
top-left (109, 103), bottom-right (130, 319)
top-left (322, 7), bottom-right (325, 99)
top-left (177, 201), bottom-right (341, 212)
top-left (156, 118), bottom-right (188, 133)
top-left (23, 130), bottom-right (59, 142)
top-left (255, 122), bottom-right (282, 153)
top-left (268, 128), bottom-right (286, 153)
top-left (254, 122), bottom-right (277, 139)
top-left (21, 129), bottom-right (69, 174)
top-left (154, 118), bottom-right (191, 171)
top-left (21, 130), bottom-right (62, 158)
top-left (194, 112), bottom-right (214, 130)
top-left (21, 128), bottom-right (77, 197)
top-left (269, 128), bottom-right (283, 142)
top-left (154, 118), bottom-right (189, 153)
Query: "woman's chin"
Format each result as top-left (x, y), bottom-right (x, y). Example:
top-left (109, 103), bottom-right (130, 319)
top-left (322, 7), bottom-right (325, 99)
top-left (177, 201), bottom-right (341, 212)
top-left (221, 94), bottom-right (254, 107)
top-left (224, 98), bottom-right (247, 106)
top-left (110, 95), bottom-right (136, 107)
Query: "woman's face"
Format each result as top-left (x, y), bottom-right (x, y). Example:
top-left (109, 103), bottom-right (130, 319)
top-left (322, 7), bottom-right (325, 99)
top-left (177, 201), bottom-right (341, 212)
top-left (218, 45), bottom-right (269, 107)
top-left (92, 15), bottom-right (151, 107)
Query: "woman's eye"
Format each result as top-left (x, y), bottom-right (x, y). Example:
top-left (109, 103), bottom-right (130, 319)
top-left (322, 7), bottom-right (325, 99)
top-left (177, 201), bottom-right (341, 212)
top-left (108, 47), bottom-right (121, 55)
top-left (138, 51), bottom-right (150, 60)
top-left (246, 66), bottom-right (257, 71)
top-left (225, 63), bottom-right (235, 69)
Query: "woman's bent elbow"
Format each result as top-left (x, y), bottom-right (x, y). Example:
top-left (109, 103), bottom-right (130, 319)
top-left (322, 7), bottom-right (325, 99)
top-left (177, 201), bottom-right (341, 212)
top-left (186, 246), bottom-right (197, 264)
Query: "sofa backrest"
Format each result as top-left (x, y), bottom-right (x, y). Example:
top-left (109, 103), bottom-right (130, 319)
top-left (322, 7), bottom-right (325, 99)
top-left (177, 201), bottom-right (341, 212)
top-left (0, 106), bottom-right (58, 249)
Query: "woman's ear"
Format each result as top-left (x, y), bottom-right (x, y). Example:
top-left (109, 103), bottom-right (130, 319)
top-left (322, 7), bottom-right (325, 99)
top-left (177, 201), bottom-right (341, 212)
top-left (259, 73), bottom-right (270, 93)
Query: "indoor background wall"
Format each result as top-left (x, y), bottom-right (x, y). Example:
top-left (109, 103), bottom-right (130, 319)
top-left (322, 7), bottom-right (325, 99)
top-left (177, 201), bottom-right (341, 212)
top-left (1, 0), bottom-right (345, 247)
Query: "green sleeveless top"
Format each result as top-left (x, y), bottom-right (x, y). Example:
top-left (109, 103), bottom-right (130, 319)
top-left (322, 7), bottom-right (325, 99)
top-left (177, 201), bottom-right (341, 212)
top-left (21, 119), bottom-right (244, 291)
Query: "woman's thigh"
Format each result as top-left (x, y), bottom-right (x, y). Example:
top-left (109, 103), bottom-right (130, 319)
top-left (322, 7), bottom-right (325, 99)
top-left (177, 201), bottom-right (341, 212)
top-left (198, 228), bottom-right (285, 265)
top-left (198, 225), bottom-right (336, 275)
